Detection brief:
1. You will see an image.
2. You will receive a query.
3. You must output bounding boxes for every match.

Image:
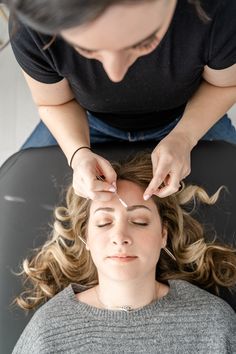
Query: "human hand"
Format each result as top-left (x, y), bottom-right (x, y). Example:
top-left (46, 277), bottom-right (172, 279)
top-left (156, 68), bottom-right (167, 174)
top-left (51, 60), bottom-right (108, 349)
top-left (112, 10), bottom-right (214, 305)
top-left (144, 132), bottom-right (193, 199)
top-left (72, 148), bottom-right (117, 201)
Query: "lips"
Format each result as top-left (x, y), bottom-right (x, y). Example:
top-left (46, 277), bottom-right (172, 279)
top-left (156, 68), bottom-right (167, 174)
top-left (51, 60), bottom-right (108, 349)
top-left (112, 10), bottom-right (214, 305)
top-left (108, 255), bottom-right (137, 259)
top-left (107, 255), bottom-right (138, 262)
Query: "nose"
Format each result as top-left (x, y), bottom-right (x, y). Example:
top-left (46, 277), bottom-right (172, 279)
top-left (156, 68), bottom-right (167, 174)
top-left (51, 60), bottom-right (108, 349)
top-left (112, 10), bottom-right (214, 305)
top-left (111, 225), bottom-right (132, 246)
top-left (101, 52), bottom-right (131, 82)
top-left (112, 238), bottom-right (131, 246)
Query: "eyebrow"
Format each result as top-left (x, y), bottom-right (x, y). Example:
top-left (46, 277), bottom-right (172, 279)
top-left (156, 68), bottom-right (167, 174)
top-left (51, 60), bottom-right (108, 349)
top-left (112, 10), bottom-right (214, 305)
top-left (94, 205), bottom-right (152, 214)
top-left (66, 26), bottom-right (161, 52)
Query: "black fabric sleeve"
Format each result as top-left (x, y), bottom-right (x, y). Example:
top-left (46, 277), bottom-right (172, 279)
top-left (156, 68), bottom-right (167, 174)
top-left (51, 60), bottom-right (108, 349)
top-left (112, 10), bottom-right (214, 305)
top-left (207, 0), bottom-right (236, 70)
top-left (9, 16), bottom-right (63, 84)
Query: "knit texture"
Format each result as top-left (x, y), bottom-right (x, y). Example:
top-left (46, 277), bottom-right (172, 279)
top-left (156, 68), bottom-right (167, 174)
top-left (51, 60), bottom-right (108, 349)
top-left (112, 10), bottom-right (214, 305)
top-left (13, 280), bottom-right (236, 353)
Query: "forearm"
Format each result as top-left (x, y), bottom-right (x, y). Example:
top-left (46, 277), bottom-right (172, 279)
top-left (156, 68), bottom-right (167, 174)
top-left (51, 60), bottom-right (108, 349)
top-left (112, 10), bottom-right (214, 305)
top-left (171, 80), bottom-right (236, 148)
top-left (38, 99), bottom-right (90, 163)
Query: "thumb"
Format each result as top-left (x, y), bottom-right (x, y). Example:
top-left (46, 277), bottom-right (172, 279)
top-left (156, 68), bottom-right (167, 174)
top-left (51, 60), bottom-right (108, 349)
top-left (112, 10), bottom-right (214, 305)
top-left (151, 150), bottom-right (159, 176)
top-left (96, 157), bottom-right (117, 188)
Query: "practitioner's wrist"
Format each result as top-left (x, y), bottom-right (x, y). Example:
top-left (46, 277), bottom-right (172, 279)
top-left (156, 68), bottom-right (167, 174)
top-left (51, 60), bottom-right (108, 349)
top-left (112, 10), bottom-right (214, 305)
top-left (69, 146), bottom-right (91, 169)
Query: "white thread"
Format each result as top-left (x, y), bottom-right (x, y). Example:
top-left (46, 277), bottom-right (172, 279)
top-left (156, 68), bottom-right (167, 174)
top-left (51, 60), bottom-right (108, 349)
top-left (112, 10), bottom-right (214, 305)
top-left (78, 235), bottom-right (88, 247)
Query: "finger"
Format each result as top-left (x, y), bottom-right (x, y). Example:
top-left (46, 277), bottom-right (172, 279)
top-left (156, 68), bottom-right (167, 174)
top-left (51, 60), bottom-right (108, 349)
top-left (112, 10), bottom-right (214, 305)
top-left (74, 177), bottom-right (116, 202)
top-left (154, 173), bottom-right (181, 198)
top-left (74, 172), bottom-right (117, 198)
top-left (144, 160), bottom-right (171, 199)
top-left (86, 190), bottom-right (116, 202)
top-left (73, 184), bottom-right (116, 201)
top-left (72, 182), bottom-right (89, 198)
top-left (89, 178), bottom-right (117, 193)
top-left (96, 158), bottom-right (117, 187)
top-left (72, 180), bottom-right (88, 198)
top-left (76, 163), bottom-right (109, 188)
top-left (73, 168), bottom-right (93, 198)
top-left (151, 151), bottom-right (159, 175)
top-left (73, 176), bottom-right (114, 198)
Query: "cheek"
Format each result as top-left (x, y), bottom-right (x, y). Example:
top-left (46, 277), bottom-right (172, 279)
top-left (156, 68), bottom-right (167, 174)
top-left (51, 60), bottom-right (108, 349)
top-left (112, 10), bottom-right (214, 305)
top-left (142, 223), bottom-right (165, 255)
top-left (87, 226), bottom-right (107, 253)
top-left (137, 237), bottom-right (162, 269)
top-left (87, 235), bottom-right (105, 268)
top-left (138, 231), bottom-right (163, 254)
top-left (149, 236), bottom-right (164, 263)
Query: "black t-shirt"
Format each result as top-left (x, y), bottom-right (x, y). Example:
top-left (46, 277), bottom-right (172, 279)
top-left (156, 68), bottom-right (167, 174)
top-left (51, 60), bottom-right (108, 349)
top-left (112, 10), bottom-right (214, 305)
top-left (9, 0), bottom-right (236, 131)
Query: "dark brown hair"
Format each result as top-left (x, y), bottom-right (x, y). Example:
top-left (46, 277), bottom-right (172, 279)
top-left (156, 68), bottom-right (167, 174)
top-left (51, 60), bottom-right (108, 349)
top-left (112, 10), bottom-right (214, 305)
top-left (5, 0), bottom-right (210, 35)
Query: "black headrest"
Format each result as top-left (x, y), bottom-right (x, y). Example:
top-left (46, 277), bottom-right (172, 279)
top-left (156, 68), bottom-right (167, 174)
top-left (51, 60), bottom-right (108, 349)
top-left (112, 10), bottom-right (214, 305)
top-left (0, 140), bottom-right (236, 353)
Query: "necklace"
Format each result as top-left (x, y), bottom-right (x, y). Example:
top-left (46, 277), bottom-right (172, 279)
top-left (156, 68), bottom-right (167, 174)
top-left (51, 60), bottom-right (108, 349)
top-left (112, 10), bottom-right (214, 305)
top-left (94, 284), bottom-right (160, 312)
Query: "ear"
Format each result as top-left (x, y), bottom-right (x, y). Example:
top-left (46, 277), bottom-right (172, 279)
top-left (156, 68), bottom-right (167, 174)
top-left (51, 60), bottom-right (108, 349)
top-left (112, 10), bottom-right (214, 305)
top-left (161, 226), bottom-right (168, 248)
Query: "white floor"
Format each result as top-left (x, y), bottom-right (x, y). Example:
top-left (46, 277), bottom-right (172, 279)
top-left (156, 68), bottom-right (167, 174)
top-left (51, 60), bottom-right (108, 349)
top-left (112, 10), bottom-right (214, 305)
top-left (0, 45), bottom-right (236, 167)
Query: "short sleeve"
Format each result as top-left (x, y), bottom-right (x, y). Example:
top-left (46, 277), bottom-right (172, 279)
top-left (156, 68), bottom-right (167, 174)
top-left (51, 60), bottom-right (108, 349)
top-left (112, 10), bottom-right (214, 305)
top-left (9, 15), bottom-right (63, 84)
top-left (207, 0), bottom-right (236, 70)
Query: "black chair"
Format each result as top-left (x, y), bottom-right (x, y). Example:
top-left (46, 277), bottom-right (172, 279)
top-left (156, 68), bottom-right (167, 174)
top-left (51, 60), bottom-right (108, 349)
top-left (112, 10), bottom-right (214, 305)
top-left (1, 141), bottom-right (236, 354)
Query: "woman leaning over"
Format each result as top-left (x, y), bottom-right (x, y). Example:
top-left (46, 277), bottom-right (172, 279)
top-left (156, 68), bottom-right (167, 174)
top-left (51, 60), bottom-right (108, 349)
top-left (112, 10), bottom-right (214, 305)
top-left (4, 0), bottom-right (236, 201)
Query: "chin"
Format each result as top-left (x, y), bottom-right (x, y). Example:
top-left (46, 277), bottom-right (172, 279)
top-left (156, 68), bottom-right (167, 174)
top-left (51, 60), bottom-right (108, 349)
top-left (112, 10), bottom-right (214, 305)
top-left (103, 268), bottom-right (144, 282)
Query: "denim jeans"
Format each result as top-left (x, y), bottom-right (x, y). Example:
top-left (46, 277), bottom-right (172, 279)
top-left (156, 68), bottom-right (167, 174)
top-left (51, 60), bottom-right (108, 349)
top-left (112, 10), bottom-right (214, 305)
top-left (21, 113), bottom-right (236, 149)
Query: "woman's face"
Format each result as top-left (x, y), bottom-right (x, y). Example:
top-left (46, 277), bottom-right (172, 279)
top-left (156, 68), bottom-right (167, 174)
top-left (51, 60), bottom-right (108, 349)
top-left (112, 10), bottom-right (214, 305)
top-left (61, 0), bottom-right (176, 82)
top-left (87, 180), bottom-right (167, 282)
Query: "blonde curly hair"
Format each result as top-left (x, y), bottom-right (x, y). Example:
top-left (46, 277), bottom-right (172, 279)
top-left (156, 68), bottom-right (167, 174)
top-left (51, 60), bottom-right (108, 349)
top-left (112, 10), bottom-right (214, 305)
top-left (15, 153), bottom-right (236, 310)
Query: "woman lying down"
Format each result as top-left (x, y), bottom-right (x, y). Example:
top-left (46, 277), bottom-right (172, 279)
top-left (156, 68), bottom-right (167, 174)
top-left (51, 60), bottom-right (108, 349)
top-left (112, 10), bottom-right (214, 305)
top-left (13, 153), bottom-right (236, 353)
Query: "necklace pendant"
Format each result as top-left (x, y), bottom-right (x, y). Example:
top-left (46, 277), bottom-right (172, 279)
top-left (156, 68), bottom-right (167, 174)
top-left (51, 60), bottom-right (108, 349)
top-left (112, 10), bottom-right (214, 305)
top-left (121, 305), bottom-right (133, 312)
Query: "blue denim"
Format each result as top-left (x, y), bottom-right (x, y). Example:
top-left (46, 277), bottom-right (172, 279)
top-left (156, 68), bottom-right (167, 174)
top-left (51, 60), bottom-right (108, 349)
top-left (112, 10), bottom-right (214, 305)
top-left (21, 120), bottom-right (58, 149)
top-left (21, 113), bottom-right (236, 149)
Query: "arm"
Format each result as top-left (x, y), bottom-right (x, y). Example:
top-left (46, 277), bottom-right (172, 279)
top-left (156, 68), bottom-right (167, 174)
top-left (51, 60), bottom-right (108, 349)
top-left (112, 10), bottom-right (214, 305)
top-left (22, 71), bottom-right (89, 160)
top-left (171, 68), bottom-right (236, 148)
top-left (144, 64), bottom-right (236, 199)
top-left (23, 71), bottom-right (116, 199)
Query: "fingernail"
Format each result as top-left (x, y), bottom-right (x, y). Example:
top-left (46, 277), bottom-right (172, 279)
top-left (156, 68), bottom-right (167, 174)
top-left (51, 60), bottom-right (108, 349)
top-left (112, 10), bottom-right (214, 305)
top-left (109, 186), bottom-right (116, 192)
top-left (143, 194), bottom-right (151, 201)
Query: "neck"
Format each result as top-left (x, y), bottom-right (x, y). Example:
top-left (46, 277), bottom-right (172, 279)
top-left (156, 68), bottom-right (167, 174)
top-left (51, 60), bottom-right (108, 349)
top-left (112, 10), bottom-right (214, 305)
top-left (95, 273), bottom-right (160, 310)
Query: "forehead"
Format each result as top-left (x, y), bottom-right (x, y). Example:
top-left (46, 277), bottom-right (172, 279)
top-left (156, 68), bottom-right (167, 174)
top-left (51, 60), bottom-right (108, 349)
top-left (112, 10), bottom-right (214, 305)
top-left (61, 1), bottom-right (166, 51)
top-left (90, 180), bottom-right (158, 213)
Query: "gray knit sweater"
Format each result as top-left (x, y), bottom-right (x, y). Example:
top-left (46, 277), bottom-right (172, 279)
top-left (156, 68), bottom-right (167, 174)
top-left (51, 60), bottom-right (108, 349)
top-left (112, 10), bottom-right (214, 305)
top-left (13, 280), bottom-right (236, 354)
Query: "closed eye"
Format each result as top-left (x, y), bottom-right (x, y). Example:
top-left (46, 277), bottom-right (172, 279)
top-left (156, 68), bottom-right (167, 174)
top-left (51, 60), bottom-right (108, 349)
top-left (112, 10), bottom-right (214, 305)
top-left (97, 221), bottom-right (148, 227)
top-left (132, 221), bottom-right (148, 226)
top-left (97, 222), bottom-right (112, 228)
top-left (74, 34), bottom-right (159, 56)
top-left (132, 35), bottom-right (159, 50)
